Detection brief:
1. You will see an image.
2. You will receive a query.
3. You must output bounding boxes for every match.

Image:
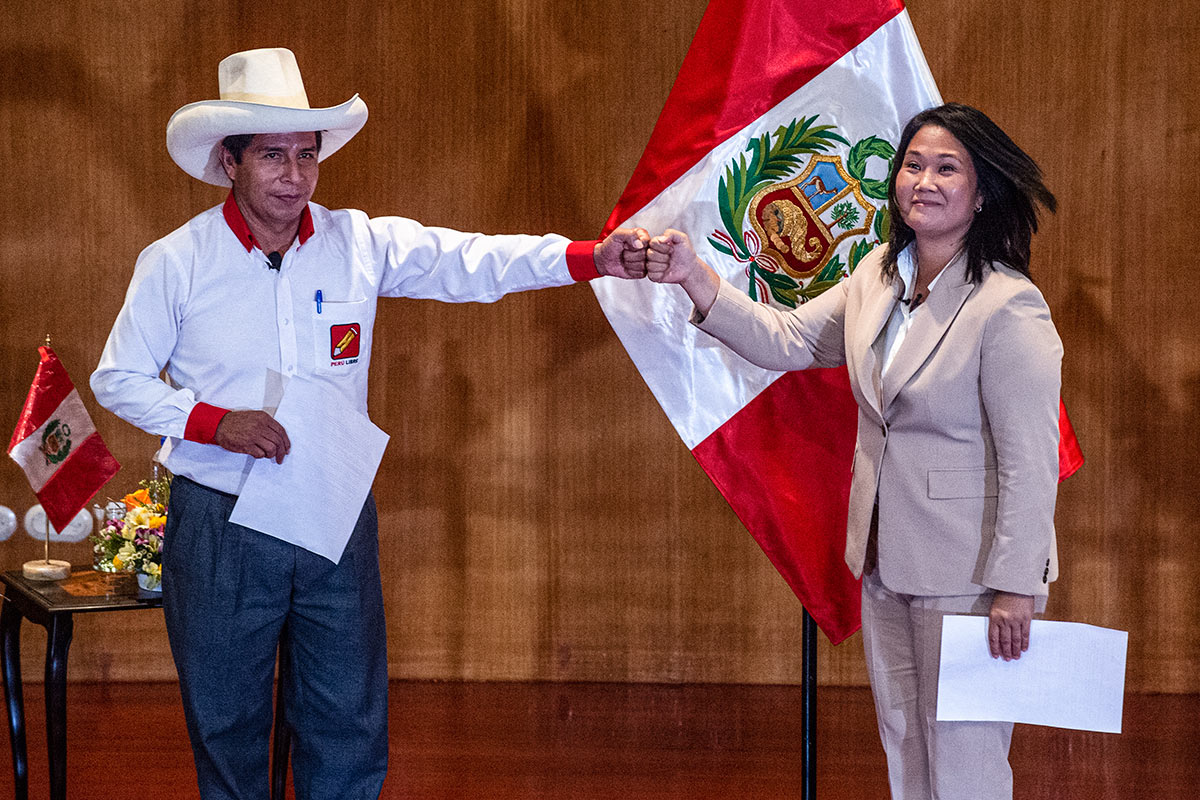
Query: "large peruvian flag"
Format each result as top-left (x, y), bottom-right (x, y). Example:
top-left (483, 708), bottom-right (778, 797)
top-left (8, 346), bottom-right (120, 533)
top-left (596, 0), bottom-right (1081, 644)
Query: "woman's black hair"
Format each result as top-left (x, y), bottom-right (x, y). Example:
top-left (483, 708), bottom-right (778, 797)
top-left (882, 103), bottom-right (1056, 284)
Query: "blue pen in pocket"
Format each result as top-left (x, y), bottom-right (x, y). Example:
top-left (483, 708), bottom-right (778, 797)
top-left (315, 289), bottom-right (323, 314)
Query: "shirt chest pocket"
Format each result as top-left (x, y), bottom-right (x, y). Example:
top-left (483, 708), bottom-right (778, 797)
top-left (311, 297), bottom-right (370, 375)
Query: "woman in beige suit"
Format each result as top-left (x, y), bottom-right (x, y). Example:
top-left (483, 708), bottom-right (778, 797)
top-left (646, 103), bottom-right (1061, 800)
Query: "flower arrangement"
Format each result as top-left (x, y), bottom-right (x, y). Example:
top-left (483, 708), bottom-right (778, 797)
top-left (91, 476), bottom-right (169, 589)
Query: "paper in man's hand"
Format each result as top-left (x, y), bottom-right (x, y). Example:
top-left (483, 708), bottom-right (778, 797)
top-left (230, 377), bottom-right (389, 563)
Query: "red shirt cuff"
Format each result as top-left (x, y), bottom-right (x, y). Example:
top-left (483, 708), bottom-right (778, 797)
top-left (566, 240), bottom-right (602, 282)
top-left (185, 402), bottom-right (230, 444)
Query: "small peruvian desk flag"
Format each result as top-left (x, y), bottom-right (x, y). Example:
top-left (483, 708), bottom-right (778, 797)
top-left (8, 345), bottom-right (120, 533)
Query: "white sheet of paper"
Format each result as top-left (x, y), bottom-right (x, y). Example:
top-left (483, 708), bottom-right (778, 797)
top-left (936, 617), bottom-right (1127, 733)
top-left (229, 377), bottom-right (389, 564)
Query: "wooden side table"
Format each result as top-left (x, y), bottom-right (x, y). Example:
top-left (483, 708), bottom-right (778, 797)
top-left (0, 568), bottom-right (162, 800)
top-left (1, 568), bottom-right (292, 800)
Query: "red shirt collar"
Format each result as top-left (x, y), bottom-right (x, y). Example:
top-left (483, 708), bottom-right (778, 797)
top-left (222, 191), bottom-right (315, 253)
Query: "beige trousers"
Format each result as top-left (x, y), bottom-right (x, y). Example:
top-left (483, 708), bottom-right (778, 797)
top-left (861, 569), bottom-right (1015, 800)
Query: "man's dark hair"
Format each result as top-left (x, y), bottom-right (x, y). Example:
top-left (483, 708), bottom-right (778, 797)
top-left (882, 103), bottom-right (1056, 284)
top-left (220, 130), bottom-right (324, 164)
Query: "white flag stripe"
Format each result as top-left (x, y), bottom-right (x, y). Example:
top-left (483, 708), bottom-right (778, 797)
top-left (594, 12), bottom-right (940, 449)
top-left (7, 388), bottom-right (97, 492)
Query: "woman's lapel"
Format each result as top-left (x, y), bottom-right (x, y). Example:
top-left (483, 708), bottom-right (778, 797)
top-left (880, 264), bottom-right (976, 412)
top-left (851, 278), bottom-right (901, 420)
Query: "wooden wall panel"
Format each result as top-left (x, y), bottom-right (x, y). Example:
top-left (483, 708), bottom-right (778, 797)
top-left (1, 0), bottom-right (1196, 692)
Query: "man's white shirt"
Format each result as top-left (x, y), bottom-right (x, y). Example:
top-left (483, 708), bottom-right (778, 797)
top-left (92, 199), bottom-right (583, 495)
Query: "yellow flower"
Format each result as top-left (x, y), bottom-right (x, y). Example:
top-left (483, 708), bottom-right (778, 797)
top-left (148, 515), bottom-right (167, 530)
top-left (112, 556), bottom-right (124, 569)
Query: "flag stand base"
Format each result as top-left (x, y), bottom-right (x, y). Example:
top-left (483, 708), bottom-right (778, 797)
top-left (23, 559), bottom-right (71, 581)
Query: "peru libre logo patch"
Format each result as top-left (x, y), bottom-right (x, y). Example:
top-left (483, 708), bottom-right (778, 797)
top-left (329, 323), bottom-right (361, 363)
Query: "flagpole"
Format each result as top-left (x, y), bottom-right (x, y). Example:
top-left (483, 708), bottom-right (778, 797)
top-left (42, 394), bottom-right (52, 558)
top-left (801, 608), bottom-right (817, 800)
top-left (39, 334), bottom-right (59, 571)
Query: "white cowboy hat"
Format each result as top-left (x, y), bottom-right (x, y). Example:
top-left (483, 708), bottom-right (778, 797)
top-left (166, 47), bottom-right (368, 186)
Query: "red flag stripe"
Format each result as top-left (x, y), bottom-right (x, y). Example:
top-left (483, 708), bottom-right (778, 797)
top-left (1058, 399), bottom-right (1084, 482)
top-left (692, 367), bottom-right (861, 643)
top-left (603, 0), bottom-right (905, 235)
top-left (35, 431), bottom-right (120, 533)
top-left (7, 346), bottom-right (76, 450)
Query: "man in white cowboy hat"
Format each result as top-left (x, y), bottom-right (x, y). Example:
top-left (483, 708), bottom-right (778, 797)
top-left (91, 47), bottom-right (649, 799)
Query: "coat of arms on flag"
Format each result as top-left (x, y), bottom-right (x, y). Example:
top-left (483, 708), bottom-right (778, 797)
top-left (709, 117), bottom-right (896, 307)
top-left (8, 344), bottom-right (120, 535)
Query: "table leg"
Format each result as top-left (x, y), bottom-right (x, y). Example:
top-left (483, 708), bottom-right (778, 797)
top-left (1, 600), bottom-right (27, 800)
top-left (44, 614), bottom-right (72, 800)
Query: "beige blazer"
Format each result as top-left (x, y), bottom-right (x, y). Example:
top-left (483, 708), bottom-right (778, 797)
top-left (694, 246), bottom-right (1062, 598)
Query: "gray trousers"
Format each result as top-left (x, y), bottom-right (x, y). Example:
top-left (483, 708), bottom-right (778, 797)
top-left (163, 476), bottom-right (389, 800)
top-left (861, 569), bottom-right (1015, 800)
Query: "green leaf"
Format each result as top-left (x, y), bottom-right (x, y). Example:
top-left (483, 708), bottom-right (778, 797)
top-left (780, 116), bottom-right (802, 145)
top-left (873, 205), bottom-right (891, 242)
top-left (718, 168), bottom-right (750, 256)
top-left (750, 263), bottom-right (800, 308)
top-left (758, 268), bottom-right (796, 290)
top-left (848, 239), bottom-right (877, 274)
top-left (798, 279), bottom-right (842, 300)
top-left (708, 237), bottom-right (735, 258)
top-left (816, 254), bottom-right (845, 284)
top-left (770, 286), bottom-right (799, 308)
